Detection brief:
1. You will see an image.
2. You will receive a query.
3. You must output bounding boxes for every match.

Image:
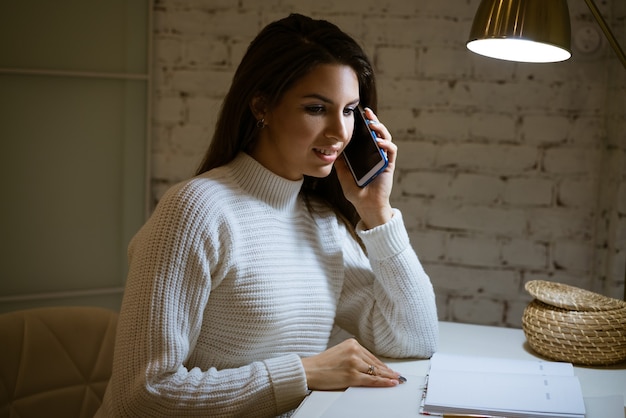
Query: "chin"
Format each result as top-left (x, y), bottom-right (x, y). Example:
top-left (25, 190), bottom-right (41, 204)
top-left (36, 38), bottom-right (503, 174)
top-left (307, 168), bottom-right (334, 179)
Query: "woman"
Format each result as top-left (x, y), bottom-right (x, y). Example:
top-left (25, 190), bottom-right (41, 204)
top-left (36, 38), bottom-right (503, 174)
top-left (97, 13), bottom-right (438, 418)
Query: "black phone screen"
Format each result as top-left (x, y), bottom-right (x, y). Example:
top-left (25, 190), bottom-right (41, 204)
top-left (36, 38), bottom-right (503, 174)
top-left (343, 106), bottom-right (388, 186)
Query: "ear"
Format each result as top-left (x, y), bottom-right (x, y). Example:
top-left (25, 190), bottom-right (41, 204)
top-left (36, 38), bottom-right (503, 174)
top-left (249, 95), bottom-right (268, 121)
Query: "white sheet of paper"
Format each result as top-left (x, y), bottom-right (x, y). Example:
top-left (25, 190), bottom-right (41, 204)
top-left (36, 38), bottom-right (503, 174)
top-left (319, 375), bottom-right (425, 418)
top-left (423, 353), bottom-right (586, 418)
top-left (424, 369), bottom-right (585, 417)
top-left (429, 352), bottom-right (575, 376)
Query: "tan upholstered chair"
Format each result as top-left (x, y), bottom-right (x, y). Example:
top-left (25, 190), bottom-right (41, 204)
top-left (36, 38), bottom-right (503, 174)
top-left (0, 306), bottom-right (118, 418)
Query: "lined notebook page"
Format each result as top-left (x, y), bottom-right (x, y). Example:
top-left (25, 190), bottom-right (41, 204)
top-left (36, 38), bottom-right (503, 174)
top-left (423, 353), bottom-right (586, 418)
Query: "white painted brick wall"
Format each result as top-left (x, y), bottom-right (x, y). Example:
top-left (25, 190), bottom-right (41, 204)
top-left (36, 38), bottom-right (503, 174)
top-left (502, 178), bottom-right (553, 206)
top-left (501, 239), bottom-right (549, 269)
top-left (152, 0), bottom-right (626, 328)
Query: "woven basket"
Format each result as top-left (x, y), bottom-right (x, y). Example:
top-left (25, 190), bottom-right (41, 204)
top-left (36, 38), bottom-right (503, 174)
top-left (522, 280), bottom-right (626, 366)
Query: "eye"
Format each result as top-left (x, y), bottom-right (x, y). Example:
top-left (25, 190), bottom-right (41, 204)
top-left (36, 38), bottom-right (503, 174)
top-left (305, 105), bottom-right (325, 115)
top-left (344, 107), bottom-right (356, 116)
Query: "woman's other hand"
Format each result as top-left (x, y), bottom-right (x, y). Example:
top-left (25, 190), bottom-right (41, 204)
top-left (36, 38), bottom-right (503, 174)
top-left (300, 338), bottom-right (404, 390)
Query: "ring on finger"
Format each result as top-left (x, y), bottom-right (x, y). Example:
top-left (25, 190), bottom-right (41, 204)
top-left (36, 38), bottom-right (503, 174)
top-left (366, 364), bottom-right (376, 376)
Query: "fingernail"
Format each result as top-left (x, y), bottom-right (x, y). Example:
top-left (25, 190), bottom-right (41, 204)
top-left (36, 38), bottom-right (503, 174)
top-left (398, 375), bottom-right (407, 383)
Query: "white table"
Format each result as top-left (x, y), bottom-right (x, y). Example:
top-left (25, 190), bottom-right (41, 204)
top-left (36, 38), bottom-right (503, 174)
top-left (293, 321), bottom-right (626, 417)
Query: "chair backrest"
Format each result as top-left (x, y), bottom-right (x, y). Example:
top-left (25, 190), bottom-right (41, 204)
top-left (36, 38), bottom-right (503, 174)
top-left (0, 306), bottom-right (118, 418)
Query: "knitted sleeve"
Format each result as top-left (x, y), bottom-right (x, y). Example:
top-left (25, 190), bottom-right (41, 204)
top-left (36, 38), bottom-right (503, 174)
top-left (334, 209), bottom-right (439, 358)
top-left (99, 181), bottom-right (307, 418)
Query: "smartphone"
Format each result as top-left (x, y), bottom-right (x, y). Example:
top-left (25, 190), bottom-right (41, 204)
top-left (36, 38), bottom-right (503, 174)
top-left (343, 106), bottom-right (389, 187)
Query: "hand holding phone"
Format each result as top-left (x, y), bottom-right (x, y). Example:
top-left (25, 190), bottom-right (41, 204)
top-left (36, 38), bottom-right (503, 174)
top-left (343, 106), bottom-right (389, 187)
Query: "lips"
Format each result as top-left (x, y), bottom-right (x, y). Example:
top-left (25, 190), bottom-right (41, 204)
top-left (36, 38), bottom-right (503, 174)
top-left (313, 147), bottom-right (336, 156)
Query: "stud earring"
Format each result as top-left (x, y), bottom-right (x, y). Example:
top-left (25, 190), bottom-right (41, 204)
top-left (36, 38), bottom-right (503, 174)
top-left (256, 118), bottom-right (265, 129)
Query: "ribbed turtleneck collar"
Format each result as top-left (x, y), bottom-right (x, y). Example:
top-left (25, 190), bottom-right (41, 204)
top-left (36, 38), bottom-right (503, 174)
top-left (227, 153), bottom-right (304, 212)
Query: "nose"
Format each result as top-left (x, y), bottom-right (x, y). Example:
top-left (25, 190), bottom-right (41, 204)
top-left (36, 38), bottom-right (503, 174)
top-left (325, 112), bottom-right (352, 143)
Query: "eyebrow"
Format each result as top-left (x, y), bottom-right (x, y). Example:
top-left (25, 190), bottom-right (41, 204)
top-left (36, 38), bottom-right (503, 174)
top-left (301, 93), bottom-right (360, 106)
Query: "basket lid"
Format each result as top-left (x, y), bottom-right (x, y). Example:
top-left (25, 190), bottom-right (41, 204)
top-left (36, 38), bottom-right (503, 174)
top-left (525, 280), bottom-right (626, 312)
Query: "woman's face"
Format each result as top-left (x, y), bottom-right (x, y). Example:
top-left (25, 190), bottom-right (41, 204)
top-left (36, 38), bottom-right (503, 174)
top-left (250, 64), bottom-right (360, 181)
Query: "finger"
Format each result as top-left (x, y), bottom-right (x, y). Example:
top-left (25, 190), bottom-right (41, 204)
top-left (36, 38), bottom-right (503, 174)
top-left (358, 365), bottom-right (402, 387)
top-left (360, 355), bottom-right (400, 381)
top-left (363, 107), bottom-right (379, 124)
top-left (368, 121), bottom-right (391, 142)
top-left (363, 108), bottom-right (392, 142)
top-left (346, 339), bottom-right (401, 382)
top-left (364, 363), bottom-right (377, 376)
top-left (375, 137), bottom-right (397, 155)
top-left (372, 138), bottom-right (397, 168)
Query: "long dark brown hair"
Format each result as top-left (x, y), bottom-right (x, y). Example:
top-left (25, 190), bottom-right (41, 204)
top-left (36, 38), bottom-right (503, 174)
top-left (196, 13), bottom-right (378, 227)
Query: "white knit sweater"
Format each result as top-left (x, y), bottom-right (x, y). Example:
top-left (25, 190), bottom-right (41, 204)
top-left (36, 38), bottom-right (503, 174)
top-left (97, 152), bottom-right (438, 418)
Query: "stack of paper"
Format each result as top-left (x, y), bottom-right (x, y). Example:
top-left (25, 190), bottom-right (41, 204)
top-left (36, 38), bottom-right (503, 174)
top-left (421, 353), bottom-right (586, 418)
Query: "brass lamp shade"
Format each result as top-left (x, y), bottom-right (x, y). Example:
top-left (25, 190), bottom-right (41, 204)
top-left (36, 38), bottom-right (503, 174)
top-left (467, 0), bottom-right (572, 63)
